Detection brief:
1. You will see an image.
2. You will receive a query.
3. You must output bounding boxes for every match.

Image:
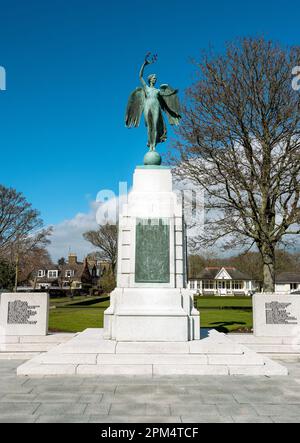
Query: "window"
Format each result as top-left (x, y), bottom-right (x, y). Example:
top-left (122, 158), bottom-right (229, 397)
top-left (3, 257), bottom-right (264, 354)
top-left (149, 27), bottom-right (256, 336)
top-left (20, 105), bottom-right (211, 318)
top-left (233, 281), bottom-right (243, 290)
top-left (65, 270), bottom-right (74, 278)
top-left (291, 283), bottom-right (298, 291)
top-left (204, 280), bottom-right (214, 290)
top-left (38, 270), bottom-right (45, 278)
top-left (48, 270), bottom-right (58, 279)
top-left (190, 281), bottom-right (195, 289)
top-left (197, 280), bottom-right (201, 289)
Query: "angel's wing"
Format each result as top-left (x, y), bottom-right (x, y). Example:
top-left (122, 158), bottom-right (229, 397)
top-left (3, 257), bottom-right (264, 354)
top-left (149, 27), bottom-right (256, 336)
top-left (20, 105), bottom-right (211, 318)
top-left (159, 84), bottom-right (181, 126)
top-left (125, 87), bottom-right (145, 128)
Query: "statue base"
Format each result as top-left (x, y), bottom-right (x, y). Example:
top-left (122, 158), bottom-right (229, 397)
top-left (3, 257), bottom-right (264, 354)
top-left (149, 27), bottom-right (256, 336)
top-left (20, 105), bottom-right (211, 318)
top-left (104, 288), bottom-right (200, 342)
top-left (103, 166), bottom-right (200, 342)
top-left (144, 150), bottom-right (162, 166)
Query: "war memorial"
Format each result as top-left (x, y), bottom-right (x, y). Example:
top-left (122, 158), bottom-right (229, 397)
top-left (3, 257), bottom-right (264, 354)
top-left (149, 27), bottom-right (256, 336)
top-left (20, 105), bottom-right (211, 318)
top-left (1, 54), bottom-right (298, 380)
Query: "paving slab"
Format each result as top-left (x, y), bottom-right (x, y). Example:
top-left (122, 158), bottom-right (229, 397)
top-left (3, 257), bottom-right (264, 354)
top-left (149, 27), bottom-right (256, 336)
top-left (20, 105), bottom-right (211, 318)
top-left (232, 416), bottom-right (274, 423)
top-left (272, 416), bottom-right (300, 423)
top-left (84, 403), bottom-right (111, 415)
top-left (181, 415), bottom-right (234, 423)
top-left (253, 403), bottom-right (300, 416)
top-left (0, 402), bottom-right (40, 416)
top-left (170, 403), bottom-right (219, 416)
top-left (35, 415), bottom-right (90, 423)
top-left (34, 402), bottom-right (87, 416)
top-left (88, 415), bottom-right (182, 423)
top-left (0, 340), bottom-right (300, 423)
top-left (217, 404), bottom-right (259, 416)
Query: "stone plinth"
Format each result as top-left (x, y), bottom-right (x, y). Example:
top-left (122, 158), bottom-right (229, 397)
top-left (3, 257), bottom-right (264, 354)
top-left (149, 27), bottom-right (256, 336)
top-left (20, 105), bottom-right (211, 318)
top-left (104, 166), bottom-right (200, 342)
top-left (253, 293), bottom-right (300, 338)
top-left (104, 288), bottom-right (199, 342)
top-left (0, 293), bottom-right (49, 336)
top-left (16, 328), bottom-right (288, 376)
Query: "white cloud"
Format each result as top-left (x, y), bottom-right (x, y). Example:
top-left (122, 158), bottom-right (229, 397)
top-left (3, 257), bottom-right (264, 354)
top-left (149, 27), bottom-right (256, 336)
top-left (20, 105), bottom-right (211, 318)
top-left (47, 209), bottom-right (99, 262)
top-left (47, 195), bottom-right (125, 262)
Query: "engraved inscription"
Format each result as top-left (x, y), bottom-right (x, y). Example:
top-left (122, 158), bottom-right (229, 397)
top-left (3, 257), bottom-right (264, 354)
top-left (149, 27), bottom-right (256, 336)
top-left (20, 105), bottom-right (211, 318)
top-left (135, 218), bottom-right (170, 284)
top-left (7, 300), bottom-right (39, 325)
top-left (265, 301), bottom-right (298, 325)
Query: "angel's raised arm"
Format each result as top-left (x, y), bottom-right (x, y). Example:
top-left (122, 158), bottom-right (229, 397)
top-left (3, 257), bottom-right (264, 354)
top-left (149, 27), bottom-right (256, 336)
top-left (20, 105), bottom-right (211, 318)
top-left (139, 53), bottom-right (158, 88)
top-left (139, 61), bottom-right (147, 88)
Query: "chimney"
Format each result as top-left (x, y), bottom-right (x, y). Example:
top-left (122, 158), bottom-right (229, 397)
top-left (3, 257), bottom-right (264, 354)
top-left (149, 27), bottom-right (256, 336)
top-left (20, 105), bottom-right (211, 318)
top-left (68, 253), bottom-right (77, 265)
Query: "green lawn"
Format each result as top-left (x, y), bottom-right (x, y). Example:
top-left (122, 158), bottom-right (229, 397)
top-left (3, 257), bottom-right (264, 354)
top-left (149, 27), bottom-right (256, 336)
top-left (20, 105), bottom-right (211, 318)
top-left (49, 299), bottom-right (111, 333)
top-left (49, 296), bottom-right (253, 333)
top-left (195, 296), bottom-right (253, 309)
top-left (49, 308), bottom-right (105, 333)
top-left (200, 309), bottom-right (253, 332)
top-left (50, 296), bottom-right (103, 307)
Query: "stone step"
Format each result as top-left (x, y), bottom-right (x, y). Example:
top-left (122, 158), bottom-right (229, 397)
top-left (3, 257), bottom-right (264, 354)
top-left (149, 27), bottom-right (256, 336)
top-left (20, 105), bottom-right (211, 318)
top-left (228, 334), bottom-right (300, 348)
top-left (0, 343), bottom-right (57, 353)
top-left (17, 362), bottom-right (77, 376)
top-left (116, 342), bottom-right (189, 354)
top-left (15, 328), bottom-right (289, 377)
top-left (245, 344), bottom-right (300, 354)
top-left (17, 359), bottom-right (287, 376)
top-left (97, 354), bottom-right (209, 365)
top-left (0, 333), bottom-right (74, 344)
top-left (55, 341), bottom-right (117, 354)
top-left (0, 353), bottom-right (40, 360)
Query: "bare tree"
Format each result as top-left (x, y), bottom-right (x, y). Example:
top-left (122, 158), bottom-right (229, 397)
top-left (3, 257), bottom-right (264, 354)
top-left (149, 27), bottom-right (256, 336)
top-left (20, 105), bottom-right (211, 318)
top-left (0, 185), bottom-right (52, 261)
top-left (18, 247), bottom-right (53, 285)
top-left (83, 224), bottom-right (118, 274)
top-left (172, 38), bottom-right (300, 291)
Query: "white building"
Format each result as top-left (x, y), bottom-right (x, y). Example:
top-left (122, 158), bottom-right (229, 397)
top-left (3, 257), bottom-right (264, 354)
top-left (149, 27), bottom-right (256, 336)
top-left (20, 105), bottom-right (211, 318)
top-left (188, 267), bottom-right (258, 296)
top-left (275, 273), bottom-right (300, 294)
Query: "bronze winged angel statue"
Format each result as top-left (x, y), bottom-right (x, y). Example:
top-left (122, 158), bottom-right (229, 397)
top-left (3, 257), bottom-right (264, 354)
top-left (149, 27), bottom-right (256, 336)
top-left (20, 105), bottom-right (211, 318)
top-left (125, 53), bottom-right (181, 164)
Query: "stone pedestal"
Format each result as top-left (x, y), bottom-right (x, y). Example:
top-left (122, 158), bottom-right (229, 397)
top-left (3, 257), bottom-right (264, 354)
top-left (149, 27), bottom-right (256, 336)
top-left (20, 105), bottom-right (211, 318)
top-left (104, 166), bottom-right (200, 342)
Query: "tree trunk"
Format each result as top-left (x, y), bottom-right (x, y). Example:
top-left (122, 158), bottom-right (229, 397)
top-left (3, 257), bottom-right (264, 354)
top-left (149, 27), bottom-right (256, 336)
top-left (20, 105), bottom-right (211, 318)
top-left (261, 244), bottom-right (275, 292)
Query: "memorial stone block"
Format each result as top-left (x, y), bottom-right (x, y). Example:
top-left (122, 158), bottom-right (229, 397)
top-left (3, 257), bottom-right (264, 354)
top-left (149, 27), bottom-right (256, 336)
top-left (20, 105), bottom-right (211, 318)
top-left (0, 293), bottom-right (49, 336)
top-left (253, 293), bottom-right (300, 337)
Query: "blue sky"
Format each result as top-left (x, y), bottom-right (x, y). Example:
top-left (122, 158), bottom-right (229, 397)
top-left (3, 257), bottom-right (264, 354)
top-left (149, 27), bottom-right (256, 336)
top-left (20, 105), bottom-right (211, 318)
top-left (0, 0), bottom-right (299, 259)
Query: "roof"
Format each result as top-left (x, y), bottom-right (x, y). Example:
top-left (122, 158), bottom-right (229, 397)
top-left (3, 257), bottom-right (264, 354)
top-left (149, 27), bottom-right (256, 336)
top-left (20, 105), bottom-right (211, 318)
top-left (35, 261), bottom-right (92, 283)
top-left (189, 267), bottom-right (253, 281)
top-left (276, 272), bottom-right (300, 284)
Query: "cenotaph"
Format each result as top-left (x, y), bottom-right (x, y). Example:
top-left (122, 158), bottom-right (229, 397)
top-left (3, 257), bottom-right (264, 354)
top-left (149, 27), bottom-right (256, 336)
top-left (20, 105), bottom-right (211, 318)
top-left (103, 165), bottom-right (200, 342)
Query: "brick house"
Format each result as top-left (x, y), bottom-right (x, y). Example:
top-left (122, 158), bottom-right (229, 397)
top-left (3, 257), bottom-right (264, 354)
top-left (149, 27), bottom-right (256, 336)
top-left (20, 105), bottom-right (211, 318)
top-left (31, 253), bottom-right (100, 292)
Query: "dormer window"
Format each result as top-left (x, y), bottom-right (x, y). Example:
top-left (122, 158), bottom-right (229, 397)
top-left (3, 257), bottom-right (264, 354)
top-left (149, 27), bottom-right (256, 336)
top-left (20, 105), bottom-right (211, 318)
top-left (38, 270), bottom-right (45, 278)
top-left (48, 270), bottom-right (58, 279)
top-left (65, 270), bottom-right (74, 278)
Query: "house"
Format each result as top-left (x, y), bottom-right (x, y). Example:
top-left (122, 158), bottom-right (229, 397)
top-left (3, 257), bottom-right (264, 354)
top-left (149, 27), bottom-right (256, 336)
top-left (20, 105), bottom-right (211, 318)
top-left (31, 253), bottom-right (101, 293)
top-left (188, 266), bottom-right (258, 296)
top-left (275, 272), bottom-right (300, 294)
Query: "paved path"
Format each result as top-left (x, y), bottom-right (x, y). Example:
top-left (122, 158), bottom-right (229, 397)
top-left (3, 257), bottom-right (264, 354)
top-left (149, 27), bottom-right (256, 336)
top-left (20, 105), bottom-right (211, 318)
top-left (1, 358), bottom-right (300, 423)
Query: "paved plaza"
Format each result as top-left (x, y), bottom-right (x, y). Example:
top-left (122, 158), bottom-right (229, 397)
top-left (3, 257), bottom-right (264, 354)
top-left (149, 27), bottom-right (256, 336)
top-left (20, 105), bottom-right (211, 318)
top-left (0, 357), bottom-right (300, 423)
